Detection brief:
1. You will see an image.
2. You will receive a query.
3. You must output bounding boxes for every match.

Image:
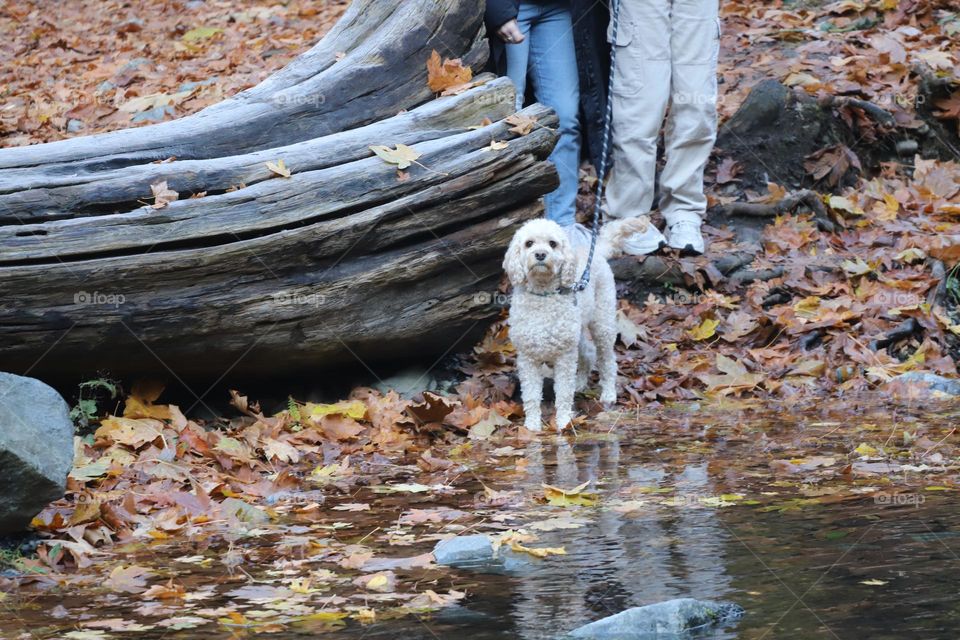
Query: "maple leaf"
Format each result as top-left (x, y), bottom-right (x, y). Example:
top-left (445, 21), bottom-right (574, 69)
top-left (505, 113), bottom-right (537, 135)
top-left (688, 317), bottom-right (720, 341)
top-left (715, 157), bottom-right (741, 184)
top-left (617, 308), bottom-right (645, 347)
top-left (934, 92), bottom-right (960, 122)
top-left (369, 143), bottom-right (421, 170)
top-left (426, 50), bottom-right (473, 93)
top-left (698, 354), bottom-right (765, 395)
top-left (721, 311), bottom-right (759, 343)
top-left (107, 564), bottom-right (154, 594)
top-left (915, 50), bottom-right (954, 71)
top-left (150, 181), bottom-right (178, 209)
top-left (542, 481), bottom-right (599, 507)
top-left (804, 144), bottom-right (862, 187)
top-left (266, 159), bottom-right (291, 178)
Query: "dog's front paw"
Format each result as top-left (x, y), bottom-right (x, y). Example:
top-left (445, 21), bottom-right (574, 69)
top-left (555, 411), bottom-right (574, 431)
top-left (600, 388), bottom-right (617, 408)
top-left (524, 418), bottom-right (543, 432)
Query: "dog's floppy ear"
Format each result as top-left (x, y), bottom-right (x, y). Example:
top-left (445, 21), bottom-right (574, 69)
top-left (559, 235), bottom-right (578, 289)
top-left (503, 230), bottom-right (527, 288)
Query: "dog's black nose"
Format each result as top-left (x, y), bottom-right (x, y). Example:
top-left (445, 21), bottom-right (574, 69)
top-left (534, 251), bottom-right (547, 261)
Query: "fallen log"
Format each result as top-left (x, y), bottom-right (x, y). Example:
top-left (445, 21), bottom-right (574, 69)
top-left (0, 1), bottom-right (559, 381)
top-left (0, 0), bottom-right (488, 174)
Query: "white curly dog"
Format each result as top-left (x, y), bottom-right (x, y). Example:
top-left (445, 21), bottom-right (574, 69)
top-left (503, 217), bottom-right (648, 431)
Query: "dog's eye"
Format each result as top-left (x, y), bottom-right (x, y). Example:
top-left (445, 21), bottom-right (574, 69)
top-left (549, 240), bottom-right (557, 249)
top-left (525, 240), bottom-right (534, 248)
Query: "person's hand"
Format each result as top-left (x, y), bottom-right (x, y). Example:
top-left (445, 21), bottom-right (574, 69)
top-left (497, 19), bottom-right (525, 44)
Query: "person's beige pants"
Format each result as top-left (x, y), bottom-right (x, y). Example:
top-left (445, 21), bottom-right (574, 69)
top-left (605, 0), bottom-right (720, 227)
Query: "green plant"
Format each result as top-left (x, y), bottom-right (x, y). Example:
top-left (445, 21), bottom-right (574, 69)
top-left (0, 547), bottom-right (22, 572)
top-left (946, 263), bottom-right (960, 306)
top-left (69, 377), bottom-right (120, 433)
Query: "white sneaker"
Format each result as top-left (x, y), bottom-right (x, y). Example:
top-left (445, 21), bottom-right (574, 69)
top-left (621, 224), bottom-right (667, 256)
top-left (667, 220), bottom-right (705, 256)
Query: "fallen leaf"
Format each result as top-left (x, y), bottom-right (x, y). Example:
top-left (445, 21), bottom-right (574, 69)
top-left (150, 181), bottom-right (178, 209)
top-left (369, 144), bottom-right (421, 170)
top-left (266, 159), bottom-right (291, 178)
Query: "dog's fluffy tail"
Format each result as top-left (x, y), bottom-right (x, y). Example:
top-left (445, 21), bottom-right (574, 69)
top-left (598, 216), bottom-right (653, 260)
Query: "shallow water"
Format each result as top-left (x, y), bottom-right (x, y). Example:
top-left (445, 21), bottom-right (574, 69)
top-left (332, 438), bottom-right (960, 639)
top-left (4, 402), bottom-right (960, 639)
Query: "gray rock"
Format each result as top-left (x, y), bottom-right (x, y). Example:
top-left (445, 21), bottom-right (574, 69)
top-left (568, 598), bottom-right (744, 639)
top-left (888, 372), bottom-right (960, 396)
top-left (433, 534), bottom-right (494, 567)
top-left (66, 119), bottom-right (85, 133)
top-left (0, 373), bottom-right (74, 534)
top-left (372, 367), bottom-right (440, 398)
top-left (433, 534), bottom-right (537, 574)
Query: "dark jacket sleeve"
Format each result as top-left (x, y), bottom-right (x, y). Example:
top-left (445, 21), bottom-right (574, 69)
top-left (485, 0), bottom-right (520, 33)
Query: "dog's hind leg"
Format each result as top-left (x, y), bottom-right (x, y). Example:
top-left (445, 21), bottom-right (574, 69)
top-left (554, 349), bottom-right (580, 430)
top-left (593, 319), bottom-right (618, 407)
top-left (576, 336), bottom-right (596, 392)
top-left (516, 353), bottom-right (545, 431)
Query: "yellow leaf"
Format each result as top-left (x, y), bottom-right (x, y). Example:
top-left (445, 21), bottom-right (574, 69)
top-left (687, 317), bottom-right (719, 341)
top-left (793, 296), bottom-right (821, 318)
top-left (509, 541), bottom-right (567, 558)
top-left (266, 159), bottom-right (291, 178)
top-left (924, 486), bottom-right (951, 491)
top-left (784, 72), bottom-right (821, 88)
top-left (542, 481), bottom-right (599, 507)
top-left (306, 400), bottom-right (367, 420)
top-left (369, 144), bottom-right (421, 170)
top-left (894, 247), bottom-right (926, 263)
top-left (841, 257), bottom-right (872, 276)
top-left (860, 579), bottom-right (888, 586)
top-left (485, 140), bottom-right (509, 151)
top-left (95, 417), bottom-right (164, 449)
top-left (289, 578), bottom-right (322, 594)
top-left (828, 195), bottom-right (864, 216)
top-left (854, 442), bottom-right (878, 456)
top-left (182, 26), bottom-right (222, 43)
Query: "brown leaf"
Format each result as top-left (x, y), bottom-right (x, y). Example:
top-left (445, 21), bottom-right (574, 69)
top-left (426, 50), bottom-right (472, 93)
top-left (150, 181), bottom-right (178, 209)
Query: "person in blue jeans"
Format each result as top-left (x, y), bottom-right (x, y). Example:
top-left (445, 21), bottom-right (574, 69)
top-left (486, 1), bottom-right (582, 229)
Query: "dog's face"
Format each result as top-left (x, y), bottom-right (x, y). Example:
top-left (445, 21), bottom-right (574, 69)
top-left (503, 219), bottom-right (577, 291)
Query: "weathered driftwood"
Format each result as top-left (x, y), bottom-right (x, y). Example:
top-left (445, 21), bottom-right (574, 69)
top-left (0, 0), bottom-right (488, 174)
top-left (0, 77), bottom-right (517, 223)
top-left (0, 0), bottom-right (560, 380)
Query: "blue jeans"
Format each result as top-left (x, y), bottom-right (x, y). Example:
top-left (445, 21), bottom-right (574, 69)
top-left (506, 1), bottom-right (581, 227)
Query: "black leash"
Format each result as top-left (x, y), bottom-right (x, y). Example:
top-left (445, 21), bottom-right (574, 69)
top-left (573, 0), bottom-right (621, 293)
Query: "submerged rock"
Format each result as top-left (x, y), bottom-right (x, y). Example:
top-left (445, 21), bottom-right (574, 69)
top-left (432, 534), bottom-right (495, 567)
top-left (886, 372), bottom-right (960, 397)
top-left (0, 373), bottom-right (74, 534)
top-left (432, 534), bottom-right (535, 573)
top-left (567, 598), bottom-right (744, 639)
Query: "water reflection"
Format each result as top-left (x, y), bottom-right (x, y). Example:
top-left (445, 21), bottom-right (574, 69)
top-left (510, 437), bottom-right (733, 638)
